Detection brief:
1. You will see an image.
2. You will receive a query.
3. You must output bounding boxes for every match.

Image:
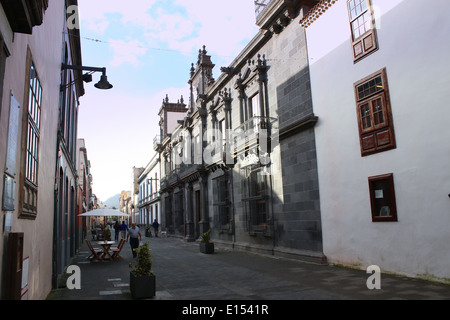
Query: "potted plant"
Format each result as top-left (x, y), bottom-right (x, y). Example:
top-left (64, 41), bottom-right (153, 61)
top-left (200, 229), bottom-right (214, 254)
top-left (104, 228), bottom-right (111, 241)
top-left (129, 243), bottom-right (155, 299)
top-left (145, 225), bottom-right (152, 238)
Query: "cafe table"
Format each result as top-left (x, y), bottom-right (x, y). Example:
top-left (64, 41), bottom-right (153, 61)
top-left (96, 241), bottom-right (116, 261)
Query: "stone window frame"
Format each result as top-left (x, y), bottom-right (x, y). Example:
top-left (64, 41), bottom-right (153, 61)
top-left (241, 163), bottom-right (269, 233)
top-left (212, 173), bottom-right (231, 230)
top-left (248, 92), bottom-right (261, 119)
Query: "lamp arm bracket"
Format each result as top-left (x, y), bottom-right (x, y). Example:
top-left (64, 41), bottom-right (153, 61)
top-left (62, 64), bottom-right (106, 75)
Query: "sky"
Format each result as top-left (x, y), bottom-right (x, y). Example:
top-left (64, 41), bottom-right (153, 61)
top-left (76, 0), bottom-right (260, 202)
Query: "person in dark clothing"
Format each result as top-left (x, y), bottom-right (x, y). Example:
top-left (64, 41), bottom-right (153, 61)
top-left (113, 221), bottom-right (120, 241)
top-left (152, 219), bottom-right (160, 237)
top-left (120, 221), bottom-right (128, 240)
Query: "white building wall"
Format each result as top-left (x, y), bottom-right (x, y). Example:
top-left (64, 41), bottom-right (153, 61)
top-left (0, 1), bottom-right (69, 299)
top-left (167, 111), bottom-right (186, 136)
top-left (306, 0), bottom-right (450, 281)
top-left (137, 153), bottom-right (161, 226)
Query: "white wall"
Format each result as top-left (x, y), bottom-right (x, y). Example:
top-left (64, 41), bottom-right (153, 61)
top-left (167, 111), bottom-right (187, 135)
top-left (0, 1), bottom-right (68, 299)
top-left (307, 0), bottom-right (450, 281)
top-left (138, 152), bottom-right (161, 225)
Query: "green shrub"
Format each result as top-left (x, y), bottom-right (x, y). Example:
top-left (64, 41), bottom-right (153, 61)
top-left (129, 243), bottom-right (153, 276)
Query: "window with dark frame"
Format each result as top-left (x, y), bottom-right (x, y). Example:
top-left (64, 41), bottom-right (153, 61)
top-left (354, 68), bottom-right (396, 156)
top-left (241, 165), bottom-right (268, 232)
top-left (194, 134), bottom-right (201, 164)
top-left (20, 59), bottom-right (42, 218)
top-left (219, 119), bottom-right (225, 147)
top-left (212, 175), bottom-right (230, 228)
top-left (249, 93), bottom-right (260, 118)
top-left (347, 0), bottom-right (378, 62)
top-left (368, 173), bottom-right (398, 222)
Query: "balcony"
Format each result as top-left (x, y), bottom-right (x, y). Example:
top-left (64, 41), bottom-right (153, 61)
top-left (138, 192), bottom-right (160, 208)
top-left (255, 0), bottom-right (273, 19)
top-left (160, 163), bottom-right (206, 191)
top-left (153, 135), bottom-right (161, 151)
top-left (255, 0), bottom-right (313, 31)
top-left (233, 116), bottom-right (278, 152)
top-left (0, 0), bottom-right (49, 34)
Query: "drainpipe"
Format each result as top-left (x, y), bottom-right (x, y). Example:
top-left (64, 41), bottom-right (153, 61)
top-left (52, 134), bottom-right (60, 289)
top-left (269, 163), bottom-right (276, 256)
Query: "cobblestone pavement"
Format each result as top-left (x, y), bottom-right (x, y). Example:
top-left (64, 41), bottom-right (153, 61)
top-left (47, 235), bottom-right (450, 302)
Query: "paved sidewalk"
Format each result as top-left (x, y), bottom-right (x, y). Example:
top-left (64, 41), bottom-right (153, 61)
top-left (46, 236), bottom-right (450, 301)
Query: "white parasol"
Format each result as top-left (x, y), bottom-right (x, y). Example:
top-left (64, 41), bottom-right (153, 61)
top-left (79, 208), bottom-right (130, 217)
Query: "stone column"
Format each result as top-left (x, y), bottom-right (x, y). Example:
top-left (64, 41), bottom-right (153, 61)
top-left (173, 187), bottom-right (184, 236)
top-left (199, 172), bottom-right (209, 235)
top-left (256, 54), bottom-right (268, 120)
top-left (223, 88), bottom-right (233, 165)
top-left (235, 75), bottom-right (246, 123)
top-left (184, 182), bottom-right (195, 242)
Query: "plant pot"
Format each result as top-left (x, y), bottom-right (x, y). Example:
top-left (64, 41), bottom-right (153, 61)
top-left (200, 242), bottom-right (214, 254)
top-left (130, 272), bottom-right (156, 299)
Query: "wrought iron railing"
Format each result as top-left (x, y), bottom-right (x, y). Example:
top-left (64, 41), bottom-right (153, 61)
top-left (233, 116), bottom-right (278, 149)
top-left (255, 0), bottom-right (273, 19)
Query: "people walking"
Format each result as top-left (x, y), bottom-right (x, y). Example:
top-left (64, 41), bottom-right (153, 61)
top-left (152, 219), bottom-right (160, 237)
top-left (127, 223), bottom-right (142, 258)
top-left (113, 221), bottom-right (120, 241)
top-left (120, 221), bottom-right (128, 240)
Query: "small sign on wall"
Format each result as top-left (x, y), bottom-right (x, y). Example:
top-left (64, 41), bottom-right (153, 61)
top-left (374, 189), bottom-right (383, 199)
top-left (3, 212), bottom-right (12, 233)
top-left (5, 92), bottom-right (20, 177)
top-left (2, 175), bottom-right (15, 211)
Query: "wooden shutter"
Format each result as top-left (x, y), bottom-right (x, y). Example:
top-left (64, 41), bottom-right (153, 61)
top-left (355, 69), bottom-right (396, 157)
top-left (353, 29), bottom-right (377, 61)
top-left (348, 0), bottom-right (378, 62)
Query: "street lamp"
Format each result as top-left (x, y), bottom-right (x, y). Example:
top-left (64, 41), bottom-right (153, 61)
top-left (61, 64), bottom-right (113, 90)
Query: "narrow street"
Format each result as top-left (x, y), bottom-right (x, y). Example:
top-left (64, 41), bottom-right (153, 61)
top-left (47, 236), bottom-right (450, 301)
top-left (1, 0), bottom-right (450, 303)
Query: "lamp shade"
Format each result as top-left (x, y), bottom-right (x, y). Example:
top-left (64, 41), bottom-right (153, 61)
top-left (94, 75), bottom-right (113, 90)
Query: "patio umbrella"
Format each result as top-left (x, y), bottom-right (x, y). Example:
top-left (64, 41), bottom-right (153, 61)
top-left (80, 208), bottom-right (130, 240)
top-left (79, 208), bottom-right (130, 217)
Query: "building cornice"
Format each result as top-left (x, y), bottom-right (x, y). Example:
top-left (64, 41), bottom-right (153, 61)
top-left (299, 0), bottom-right (338, 28)
top-left (207, 0), bottom-right (319, 99)
top-left (0, 0), bottom-right (48, 34)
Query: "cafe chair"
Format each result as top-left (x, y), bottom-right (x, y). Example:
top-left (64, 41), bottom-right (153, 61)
top-left (111, 239), bottom-right (125, 261)
top-left (86, 240), bottom-right (103, 262)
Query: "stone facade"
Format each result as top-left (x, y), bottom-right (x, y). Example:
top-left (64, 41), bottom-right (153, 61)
top-left (156, 0), bottom-right (326, 263)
